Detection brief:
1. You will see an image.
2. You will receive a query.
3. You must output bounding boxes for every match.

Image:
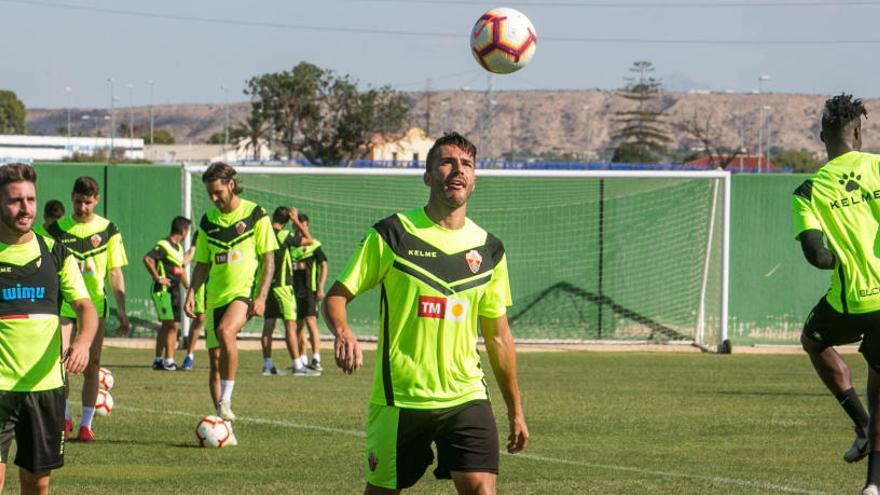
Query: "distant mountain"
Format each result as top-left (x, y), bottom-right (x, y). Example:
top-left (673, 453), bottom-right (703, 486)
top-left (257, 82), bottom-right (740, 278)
top-left (27, 90), bottom-right (874, 159)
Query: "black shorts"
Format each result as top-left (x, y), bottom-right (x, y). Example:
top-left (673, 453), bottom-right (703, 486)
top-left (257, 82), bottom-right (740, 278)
top-left (365, 399), bottom-right (499, 490)
top-left (803, 296), bottom-right (880, 363)
top-left (295, 291), bottom-right (318, 320)
top-left (0, 388), bottom-right (65, 473)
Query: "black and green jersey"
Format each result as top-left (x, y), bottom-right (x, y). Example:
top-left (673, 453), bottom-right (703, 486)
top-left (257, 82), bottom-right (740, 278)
top-left (47, 214), bottom-right (127, 318)
top-left (271, 228), bottom-right (300, 289)
top-left (194, 199), bottom-right (278, 307)
top-left (793, 151), bottom-right (880, 313)
top-left (291, 240), bottom-right (327, 296)
top-left (145, 239), bottom-right (185, 293)
top-left (0, 233), bottom-right (90, 391)
top-left (337, 208), bottom-right (511, 409)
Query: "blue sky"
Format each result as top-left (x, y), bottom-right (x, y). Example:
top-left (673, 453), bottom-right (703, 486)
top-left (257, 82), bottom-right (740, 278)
top-left (2, 0), bottom-right (879, 108)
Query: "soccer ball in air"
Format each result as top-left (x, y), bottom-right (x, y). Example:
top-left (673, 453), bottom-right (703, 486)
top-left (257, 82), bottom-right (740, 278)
top-left (98, 367), bottom-right (114, 391)
top-left (470, 7), bottom-right (537, 74)
top-left (95, 389), bottom-right (113, 416)
top-left (195, 416), bottom-right (234, 448)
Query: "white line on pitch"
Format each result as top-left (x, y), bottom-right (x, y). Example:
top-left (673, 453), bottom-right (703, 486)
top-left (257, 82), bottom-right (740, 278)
top-left (112, 405), bottom-right (827, 495)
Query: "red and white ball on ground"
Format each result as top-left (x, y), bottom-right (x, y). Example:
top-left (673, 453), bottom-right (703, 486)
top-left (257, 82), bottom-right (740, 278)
top-left (470, 7), bottom-right (537, 74)
top-left (98, 367), bottom-right (114, 391)
top-left (95, 389), bottom-right (113, 416)
top-left (195, 416), bottom-right (234, 448)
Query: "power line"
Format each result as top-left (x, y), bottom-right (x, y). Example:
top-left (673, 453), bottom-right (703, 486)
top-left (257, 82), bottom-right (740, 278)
top-left (347, 0), bottom-right (880, 7)
top-left (5, 0), bottom-right (880, 45)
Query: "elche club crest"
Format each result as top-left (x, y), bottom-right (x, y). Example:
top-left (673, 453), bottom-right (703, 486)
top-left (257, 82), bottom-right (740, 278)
top-left (89, 234), bottom-right (102, 248)
top-left (234, 221), bottom-right (247, 235)
top-left (465, 250), bottom-right (482, 274)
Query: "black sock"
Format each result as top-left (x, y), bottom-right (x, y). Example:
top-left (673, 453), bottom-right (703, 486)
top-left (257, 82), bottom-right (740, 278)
top-left (868, 452), bottom-right (880, 486)
top-left (836, 388), bottom-right (870, 433)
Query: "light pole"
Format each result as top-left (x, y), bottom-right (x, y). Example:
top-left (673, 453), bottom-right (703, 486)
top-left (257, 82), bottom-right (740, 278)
top-left (757, 75), bottom-right (771, 172)
top-left (221, 84), bottom-right (230, 150)
top-left (146, 80), bottom-right (154, 145)
top-left (107, 77), bottom-right (115, 155)
top-left (127, 83), bottom-right (135, 156)
top-left (762, 105), bottom-right (772, 173)
top-left (583, 104), bottom-right (592, 159)
top-left (65, 87), bottom-right (72, 139)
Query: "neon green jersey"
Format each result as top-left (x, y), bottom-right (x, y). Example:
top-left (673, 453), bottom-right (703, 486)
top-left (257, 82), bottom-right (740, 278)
top-left (337, 208), bottom-right (511, 409)
top-left (0, 233), bottom-right (90, 391)
top-left (48, 214), bottom-right (127, 317)
top-left (194, 199), bottom-right (278, 307)
top-left (792, 151), bottom-right (880, 313)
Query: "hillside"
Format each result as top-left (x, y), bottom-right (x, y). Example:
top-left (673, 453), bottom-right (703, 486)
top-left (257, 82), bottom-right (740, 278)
top-left (26, 90), bottom-right (880, 159)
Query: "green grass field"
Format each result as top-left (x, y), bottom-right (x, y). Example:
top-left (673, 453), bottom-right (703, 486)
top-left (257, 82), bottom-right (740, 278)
top-left (4, 347), bottom-right (869, 494)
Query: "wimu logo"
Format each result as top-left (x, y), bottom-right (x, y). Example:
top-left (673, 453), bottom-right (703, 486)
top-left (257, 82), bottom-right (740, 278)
top-left (2, 284), bottom-right (46, 303)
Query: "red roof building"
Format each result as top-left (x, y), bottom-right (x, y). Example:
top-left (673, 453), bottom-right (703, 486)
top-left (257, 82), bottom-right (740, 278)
top-left (685, 154), bottom-right (781, 172)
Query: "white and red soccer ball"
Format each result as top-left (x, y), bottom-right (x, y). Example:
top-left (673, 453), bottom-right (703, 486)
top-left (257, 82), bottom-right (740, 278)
top-left (98, 367), bottom-right (114, 391)
top-left (470, 7), bottom-right (537, 74)
top-left (195, 415), bottom-right (234, 448)
top-left (95, 389), bottom-right (113, 417)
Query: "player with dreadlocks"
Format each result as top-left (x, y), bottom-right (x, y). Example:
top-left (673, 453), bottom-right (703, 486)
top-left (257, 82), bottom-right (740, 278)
top-left (791, 94), bottom-right (880, 488)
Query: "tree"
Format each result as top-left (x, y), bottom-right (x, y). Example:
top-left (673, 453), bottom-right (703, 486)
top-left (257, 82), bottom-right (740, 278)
top-left (0, 90), bottom-right (26, 134)
top-left (772, 149), bottom-right (823, 173)
top-left (235, 109), bottom-right (270, 161)
top-left (246, 62), bottom-right (410, 165)
top-left (611, 61), bottom-right (671, 163)
top-left (117, 123), bottom-right (130, 137)
top-left (207, 128), bottom-right (247, 145)
top-left (144, 129), bottom-right (175, 145)
top-left (673, 110), bottom-right (745, 169)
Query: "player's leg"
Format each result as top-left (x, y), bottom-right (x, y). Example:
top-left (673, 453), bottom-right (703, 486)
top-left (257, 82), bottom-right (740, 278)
top-left (17, 389), bottom-right (64, 495)
top-left (215, 299), bottom-right (248, 420)
top-left (163, 321), bottom-right (179, 370)
top-left (858, 329), bottom-right (880, 492)
top-left (261, 318), bottom-right (278, 375)
top-left (0, 389), bottom-right (19, 493)
top-left (365, 405), bottom-right (434, 493)
top-left (78, 316), bottom-right (106, 441)
top-left (305, 316), bottom-right (322, 371)
top-left (435, 401), bottom-right (499, 495)
top-left (59, 317), bottom-right (75, 439)
top-left (208, 347), bottom-right (221, 406)
top-left (153, 322), bottom-right (165, 370)
top-left (364, 484), bottom-right (401, 495)
top-left (183, 313), bottom-right (205, 370)
top-left (19, 469), bottom-right (50, 495)
top-left (296, 320), bottom-right (308, 369)
top-left (283, 319), bottom-right (304, 372)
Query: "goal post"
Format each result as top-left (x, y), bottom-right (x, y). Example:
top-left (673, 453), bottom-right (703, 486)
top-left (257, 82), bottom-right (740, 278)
top-left (182, 165), bottom-right (731, 353)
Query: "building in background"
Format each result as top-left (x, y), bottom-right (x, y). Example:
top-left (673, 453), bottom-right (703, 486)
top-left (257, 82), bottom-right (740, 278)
top-left (0, 135), bottom-right (144, 162)
top-left (369, 127), bottom-right (433, 165)
top-left (145, 138), bottom-right (272, 164)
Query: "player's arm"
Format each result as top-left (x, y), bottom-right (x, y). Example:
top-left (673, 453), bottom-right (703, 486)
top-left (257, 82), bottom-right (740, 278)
top-left (480, 314), bottom-right (528, 454)
top-left (142, 248), bottom-right (169, 287)
top-left (251, 252), bottom-right (274, 317)
top-left (798, 230), bottom-right (836, 269)
top-left (185, 261), bottom-right (209, 318)
top-left (108, 267), bottom-right (130, 334)
top-left (317, 260), bottom-right (328, 301)
top-left (57, 249), bottom-right (97, 373)
top-left (323, 283), bottom-right (362, 374)
top-left (288, 207), bottom-right (313, 246)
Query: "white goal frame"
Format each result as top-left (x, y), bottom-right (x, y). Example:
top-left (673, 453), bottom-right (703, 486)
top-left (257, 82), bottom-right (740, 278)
top-left (181, 165), bottom-right (731, 353)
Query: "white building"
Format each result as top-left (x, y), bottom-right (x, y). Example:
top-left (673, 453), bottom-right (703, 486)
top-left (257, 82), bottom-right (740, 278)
top-left (370, 127), bottom-right (434, 164)
top-left (0, 135), bottom-right (144, 162)
top-left (145, 138), bottom-right (272, 164)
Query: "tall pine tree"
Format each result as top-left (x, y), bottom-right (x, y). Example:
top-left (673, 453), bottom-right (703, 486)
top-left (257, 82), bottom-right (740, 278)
top-left (611, 61), bottom-right (671, 163)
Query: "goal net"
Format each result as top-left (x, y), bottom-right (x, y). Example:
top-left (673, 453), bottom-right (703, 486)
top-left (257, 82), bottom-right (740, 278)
top-left (183, 167), bottom-right (730, 352)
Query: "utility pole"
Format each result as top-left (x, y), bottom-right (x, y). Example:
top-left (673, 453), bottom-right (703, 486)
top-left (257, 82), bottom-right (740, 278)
top-left (424, 78), bottom-right (432, 136)
top-left (482, 73), bottom-right (495, 164)
top-left (127, 83), bottom-right (134, 156)
top-left (107, 77), bottom-right (115, 156)
top-left (757, 75), bottom-right (771, 172)
top-left (146, 80), bottom-right (154, 145)
top-left (222, 84), bottom-right (230, 151)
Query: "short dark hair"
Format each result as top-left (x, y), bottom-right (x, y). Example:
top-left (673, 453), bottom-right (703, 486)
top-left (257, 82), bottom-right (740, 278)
top-left (0, 163), bottom-right (36, 188)
top-left (170, 216), bottom-right (192, 235)
top-left (44, 199), bottom-right (65, 220)
top-left (426, 132), bottom-right (477, 171)
top-left (73, 176), bottom-right (99, 197)
top-left (272, 206), bottom-right (290, 225)
top-left (202, 162), bottom-right (243, 194)
top-left (822, 93), bottom-right (868, 135)
top-left (297, 212), bottom-right (309, 223)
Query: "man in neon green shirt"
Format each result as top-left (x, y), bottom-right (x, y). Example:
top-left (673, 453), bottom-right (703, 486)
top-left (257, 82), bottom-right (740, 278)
top-left (48, 176), bottom-right (129, 442)
top-left (185, 163), bottom-right (277, 427)
top-left (143, 216), bottom-right (191, 371)
top-left (325, 132), bottom-right (528, 494)
top-left (33, 200), bottom-right (64, 238)
top-left (791, 94), bottom-right (880, 494)
top-left (0, 163), bottom-right (97, 494)
top-left (291, 213), bottom-right (327, 373)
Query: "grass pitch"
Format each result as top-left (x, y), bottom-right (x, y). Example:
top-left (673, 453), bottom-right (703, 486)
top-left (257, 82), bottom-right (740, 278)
top-left (4, 347), bottom-right (868, 494)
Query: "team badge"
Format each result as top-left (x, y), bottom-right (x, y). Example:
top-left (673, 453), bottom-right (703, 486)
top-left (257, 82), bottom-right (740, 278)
top-left (368, 451), bottom-right (379, 472)
top-left (89, 234), bottom-right (102, 248)
top-left (465, 250), bottom-right (482, 274)
top-left (234, 221), bottom-right (246, 235)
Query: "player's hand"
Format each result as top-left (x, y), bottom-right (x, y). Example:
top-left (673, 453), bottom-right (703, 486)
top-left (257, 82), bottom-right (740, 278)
top-left (334, 328), bottom-right (362, 374)
top-left (250, 297), bottom-right (266, 317)
top-left (62, 341), bottom-right (90, 374)
top-left (116, 314), bottom-right (130, 336)
top-left (506, 412), bottom-right (529, 454)
top-left (316, 288), bottom-right (325, 301)
top-left (288, 207), bottom-right (298, 221)
top-left (184, 291), bottom-right (196, 319)
top-left (155, 277), bottom-right (171, 287)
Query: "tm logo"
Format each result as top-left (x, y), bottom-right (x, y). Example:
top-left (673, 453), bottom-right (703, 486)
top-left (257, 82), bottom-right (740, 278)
top-left (839, 172), bottom-right (861, 192)
top-left (2, 284), bottom-right (46, 302)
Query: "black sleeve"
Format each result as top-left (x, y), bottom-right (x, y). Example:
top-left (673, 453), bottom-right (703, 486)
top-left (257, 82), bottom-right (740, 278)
top-left (145, 245), bottom-right (164, 261)
top-left (798, 230), bottom-right (836, 270)
top-left (314, 247), bottom-right (327, 263)
top-left (290, 231), bottom-right (303, 248)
